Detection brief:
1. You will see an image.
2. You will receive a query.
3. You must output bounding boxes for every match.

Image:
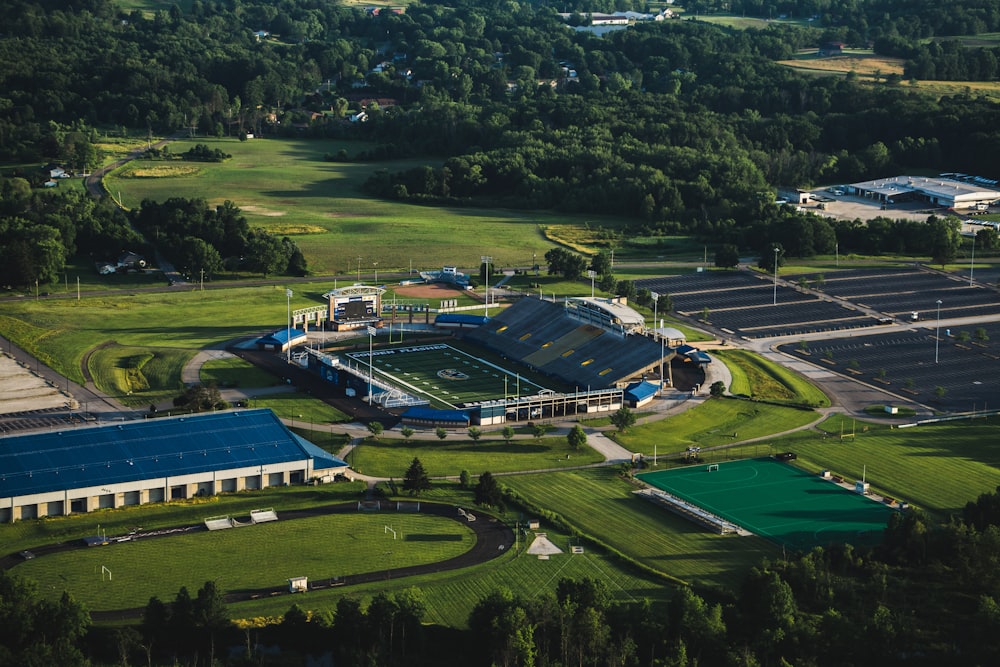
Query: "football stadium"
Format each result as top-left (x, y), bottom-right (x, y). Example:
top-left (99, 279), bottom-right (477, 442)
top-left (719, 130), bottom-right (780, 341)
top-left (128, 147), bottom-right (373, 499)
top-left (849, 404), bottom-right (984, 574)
top-left (302, 294), bottom-right (711, 427)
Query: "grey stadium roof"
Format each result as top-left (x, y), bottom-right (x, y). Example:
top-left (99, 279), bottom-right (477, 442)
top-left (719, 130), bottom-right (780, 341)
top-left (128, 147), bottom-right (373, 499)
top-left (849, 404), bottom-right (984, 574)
top-left (0, 409), bottom-right (345, 499)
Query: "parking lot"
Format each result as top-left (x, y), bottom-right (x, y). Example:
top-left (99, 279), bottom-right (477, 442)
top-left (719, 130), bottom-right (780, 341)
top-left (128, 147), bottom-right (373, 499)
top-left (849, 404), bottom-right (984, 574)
top-left (775, 322), bottom-right (1000, 411)
top-left (640, 266), bottom-right (1000, 411)
top-left (639, 271), bottom-right (883, 339)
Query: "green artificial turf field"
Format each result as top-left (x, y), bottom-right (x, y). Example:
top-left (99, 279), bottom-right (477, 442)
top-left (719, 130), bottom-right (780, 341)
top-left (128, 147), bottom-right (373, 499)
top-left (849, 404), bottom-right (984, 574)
top-left (343, 343), bottom-right (547, 408)
top-left (637, 458), bottom-right (897, 551)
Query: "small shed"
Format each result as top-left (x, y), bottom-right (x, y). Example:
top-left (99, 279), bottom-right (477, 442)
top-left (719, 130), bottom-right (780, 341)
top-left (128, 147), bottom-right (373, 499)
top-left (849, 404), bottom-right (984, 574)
top-left (256, 328), bottom-right (308, 352)
top-left (624, 381), bottom-right (660, 408)
top-left (288, 576), bottom-right (308, 593)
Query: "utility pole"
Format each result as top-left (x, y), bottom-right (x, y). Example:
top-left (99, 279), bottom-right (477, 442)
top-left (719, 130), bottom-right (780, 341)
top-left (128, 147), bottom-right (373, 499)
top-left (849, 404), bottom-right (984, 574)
top-left (481, 255), bottom-right (492, 316)
top-left (286, 288), bottom-right (293, 363)
top-left (772, 246), bottom-right (780, 305)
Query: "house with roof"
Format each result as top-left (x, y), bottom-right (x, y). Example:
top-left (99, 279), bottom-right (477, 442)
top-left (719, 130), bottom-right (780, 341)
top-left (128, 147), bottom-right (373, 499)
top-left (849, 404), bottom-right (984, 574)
top-left (0, 409), bottom-right (347, 523)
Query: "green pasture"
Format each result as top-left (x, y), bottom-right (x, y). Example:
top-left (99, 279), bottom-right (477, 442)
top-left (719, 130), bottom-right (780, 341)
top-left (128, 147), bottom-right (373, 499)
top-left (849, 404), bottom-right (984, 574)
top-left (14, 513), bottom-right (474, 611)
top-left (638, 458), bottom-right (896, 551)
top-left (502, 467), bottom-right (777, 590)
top-left (612, 398), bottom-right (819, 454)
top-left (715, 349), bottom-right (830, 407)
top-left (104, 137), bottom-right (626, 274)
top-left (200, 356), bottom-right (279, 389)
top-left (347, 344), bottom-right (547, 408)
top-left (349, 434), bottom-right (603, 478)
top-left (0, 282), bottom-right (335, 401)
top-left (772, 416), bottom-right (1000, 519)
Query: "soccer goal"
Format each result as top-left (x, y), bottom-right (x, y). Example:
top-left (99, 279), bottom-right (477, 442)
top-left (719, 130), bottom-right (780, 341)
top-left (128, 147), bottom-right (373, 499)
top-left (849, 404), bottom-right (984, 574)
top-left (707, 464), bottom-right (719, 472)
top-left (384, 525), bottom-right (397, 540)
top-left (101, 565), bottom-right (112, 581)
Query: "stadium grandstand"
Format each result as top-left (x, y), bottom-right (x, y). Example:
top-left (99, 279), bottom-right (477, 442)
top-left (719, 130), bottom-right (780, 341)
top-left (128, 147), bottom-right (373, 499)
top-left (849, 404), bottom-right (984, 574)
top-left (0, 409), bottom-right (347, 523)
top-left (464, 297), bottom-right (672, 389)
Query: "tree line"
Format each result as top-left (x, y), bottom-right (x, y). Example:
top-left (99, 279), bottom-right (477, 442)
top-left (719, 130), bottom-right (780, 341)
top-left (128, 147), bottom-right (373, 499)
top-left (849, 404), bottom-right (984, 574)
top-left (6, 0), bottom-right (1000, 249)
top-left (11, 483), bottom-right (1000, 664)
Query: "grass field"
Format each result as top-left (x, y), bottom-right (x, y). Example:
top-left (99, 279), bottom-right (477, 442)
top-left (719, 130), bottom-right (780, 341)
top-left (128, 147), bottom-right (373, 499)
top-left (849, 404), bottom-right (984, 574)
top-left (251, 392), bottom-right (350, 424)
top-left (217, 513), bottom-right (674, 628)
top-left (502, 467), bottom-right (777, 590)
top-left (104, 137), bottom-right (633, 274)
top-left (612, 398), bottom-right (820, 453)
top-left (714, 349), bottom-right (830, 407)
top-left (778, 51), bottom-right (905, 77)
top-left (347, 343), bottom-right (548, 408)
top-left (772, 416), bottom-right (1000, 519)
top-left (349, 435), bottom-right (603, 478)
top-left (14, 513), bottom-right (474, 611)
top-left (200, 356), bottom-right (280, 389)
top-left (638, 458), bottom-right (896, 550)
top-left (0, 281), bottom-right (335, 402)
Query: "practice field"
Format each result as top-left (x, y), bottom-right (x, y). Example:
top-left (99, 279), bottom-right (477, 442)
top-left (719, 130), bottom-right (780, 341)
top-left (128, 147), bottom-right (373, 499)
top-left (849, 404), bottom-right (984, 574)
top-left (638, 458), bottom-right (897, 551)
top-left (344, 344), bottom-right (548, 408)
top-left (14, 512), bottom-right (474, 611)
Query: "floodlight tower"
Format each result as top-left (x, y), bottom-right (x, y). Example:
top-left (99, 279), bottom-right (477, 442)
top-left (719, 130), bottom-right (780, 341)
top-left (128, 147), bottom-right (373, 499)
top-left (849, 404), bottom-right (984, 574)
top-left (481, 255), bottom-right (492, 316)
top-left (935, 299), bottom-right (942, 363)
top-left (285, 288), bottom-right (293, 362)
top-left (772, 246), bottom-right (780, 305)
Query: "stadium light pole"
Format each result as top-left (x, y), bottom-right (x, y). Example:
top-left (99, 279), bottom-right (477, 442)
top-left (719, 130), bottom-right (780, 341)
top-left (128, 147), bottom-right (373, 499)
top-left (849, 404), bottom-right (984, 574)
top-left (587, 270), bottom-right (596, 298)
top-left (772, 246), bottom-right (780, 305)
top-left (286, 288), bottom-right (293, 363)
top-left (970, 233), bottom-right (976, 285)
top-left (935, 299), bottom-right (942, 363)
top-left (481, 255), bottom-right (492, 316)
top-left (356, 256), bottom-right (362, 283)
top-left (651, 290), bottom-right (659, 333)
top-left (373, 261), bottom-right (378, 286)
top-left (368, 325), bottom-right (376, 403)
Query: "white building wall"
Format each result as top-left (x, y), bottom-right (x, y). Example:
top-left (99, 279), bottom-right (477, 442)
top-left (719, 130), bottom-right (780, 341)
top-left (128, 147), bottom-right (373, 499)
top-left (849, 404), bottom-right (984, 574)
top-left (2, 459), bottom-right (318, 522)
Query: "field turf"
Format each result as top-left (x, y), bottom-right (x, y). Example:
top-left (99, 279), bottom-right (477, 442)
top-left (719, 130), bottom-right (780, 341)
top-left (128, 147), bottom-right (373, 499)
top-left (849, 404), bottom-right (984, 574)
top-left (345, 343), bottom-right (547, 407)
top-left (638, 458), bottom-right (896, 551)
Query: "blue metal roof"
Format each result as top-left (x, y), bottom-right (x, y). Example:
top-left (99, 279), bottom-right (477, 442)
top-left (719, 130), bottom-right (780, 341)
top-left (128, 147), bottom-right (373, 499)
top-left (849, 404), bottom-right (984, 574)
top-left (434, 313), bottom-right (489, 326)
top-left (0, 409), bottom-right (336, 498)
top-left (257, 328), bottom-right (307, 346)
top-left (401, 407), bottom-right (470, 423)
top-left (625, 381), bottom-right (659, 402)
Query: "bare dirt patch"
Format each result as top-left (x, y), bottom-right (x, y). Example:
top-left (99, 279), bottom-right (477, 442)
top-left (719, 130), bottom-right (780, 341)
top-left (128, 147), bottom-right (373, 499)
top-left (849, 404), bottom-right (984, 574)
top-left (395, 283), bottom-right (469, 299)
top-left (0, 355), bottom-right (74, 415)
top-left (240, 205), bottom-right (286, 217)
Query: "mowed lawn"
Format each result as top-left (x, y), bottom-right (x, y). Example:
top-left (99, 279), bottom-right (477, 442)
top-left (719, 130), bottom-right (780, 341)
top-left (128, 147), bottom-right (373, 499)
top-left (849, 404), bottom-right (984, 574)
top-left (350, 435), bottom-right (604, 478)
top-left (613, 398), bottom-right (820, 454)
top-left (0, 282), bottom-right (335, 404)
top-left (104, 137), bottom-right (619, 274)
top-left (775, 417), bottom-right (1000, 518)
top-left (14, 513), bottom-right (473, 611)
top-left (502, 467), bottom-right (777, 589)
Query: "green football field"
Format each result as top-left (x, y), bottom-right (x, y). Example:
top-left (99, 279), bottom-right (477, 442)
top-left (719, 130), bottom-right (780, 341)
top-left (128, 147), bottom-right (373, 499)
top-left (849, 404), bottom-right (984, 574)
top-left (637, 458), bottom-right (898, 551)
top-left (344, 344), bottom-right (548, 407)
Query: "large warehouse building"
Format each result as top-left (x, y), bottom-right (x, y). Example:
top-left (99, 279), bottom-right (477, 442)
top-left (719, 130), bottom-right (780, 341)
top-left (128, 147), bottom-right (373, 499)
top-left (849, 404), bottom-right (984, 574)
top-left (848, 175), bottom-right (1000, 209)
top-left (0, 409), bottom-right (347, 523)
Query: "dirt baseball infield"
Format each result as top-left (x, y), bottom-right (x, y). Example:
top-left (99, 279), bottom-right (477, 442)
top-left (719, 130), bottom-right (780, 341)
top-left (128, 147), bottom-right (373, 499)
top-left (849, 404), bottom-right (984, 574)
top-left (395, 283), bottom-right (469, 299)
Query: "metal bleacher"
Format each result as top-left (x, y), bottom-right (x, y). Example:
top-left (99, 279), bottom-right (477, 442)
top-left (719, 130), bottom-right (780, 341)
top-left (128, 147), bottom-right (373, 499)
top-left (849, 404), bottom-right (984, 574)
top-left (466, 299), bottom-right (665, 388)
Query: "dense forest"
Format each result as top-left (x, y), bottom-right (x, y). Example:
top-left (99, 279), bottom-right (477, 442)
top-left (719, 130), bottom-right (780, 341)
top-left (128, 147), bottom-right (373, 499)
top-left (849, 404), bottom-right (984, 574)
top-left (7, 486), bottom-right (1000, 666)
top-left (3, 0), bottom-right (1000, 284)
